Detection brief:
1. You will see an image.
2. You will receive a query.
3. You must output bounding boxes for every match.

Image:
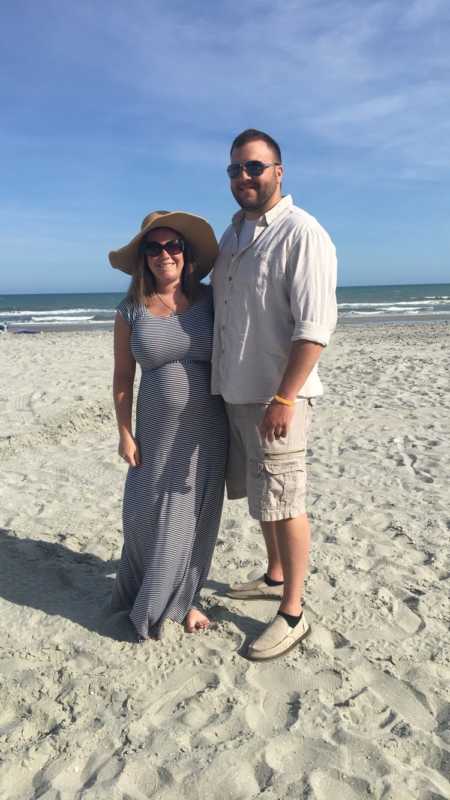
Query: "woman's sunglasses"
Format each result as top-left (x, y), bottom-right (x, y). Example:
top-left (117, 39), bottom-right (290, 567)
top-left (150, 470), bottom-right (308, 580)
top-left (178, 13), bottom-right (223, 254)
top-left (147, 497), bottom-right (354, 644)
top-left (226, 160), bottom-right (281, 179)
top-left (142, 239), bottom-right (185, 257)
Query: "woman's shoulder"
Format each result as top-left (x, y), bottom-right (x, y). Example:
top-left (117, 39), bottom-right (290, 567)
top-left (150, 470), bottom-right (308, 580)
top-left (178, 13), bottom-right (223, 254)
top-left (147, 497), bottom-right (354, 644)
top-left (116, 296), bottom-right (143, 325)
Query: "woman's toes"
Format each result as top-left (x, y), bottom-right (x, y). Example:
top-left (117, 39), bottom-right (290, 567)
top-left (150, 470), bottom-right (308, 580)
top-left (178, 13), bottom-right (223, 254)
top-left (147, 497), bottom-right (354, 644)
top-left (185, 608), bottom-right (210, 633)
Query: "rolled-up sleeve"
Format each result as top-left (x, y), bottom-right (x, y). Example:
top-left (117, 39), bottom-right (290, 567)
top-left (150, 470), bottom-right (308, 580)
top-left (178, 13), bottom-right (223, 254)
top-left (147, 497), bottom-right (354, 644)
top-left (288, 225), bottom-right (337, 346)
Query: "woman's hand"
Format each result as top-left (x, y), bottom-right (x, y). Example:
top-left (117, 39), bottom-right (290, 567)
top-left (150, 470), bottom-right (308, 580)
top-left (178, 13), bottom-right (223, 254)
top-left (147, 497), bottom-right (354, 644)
top-left (119, 432), bottom-right (141, 467)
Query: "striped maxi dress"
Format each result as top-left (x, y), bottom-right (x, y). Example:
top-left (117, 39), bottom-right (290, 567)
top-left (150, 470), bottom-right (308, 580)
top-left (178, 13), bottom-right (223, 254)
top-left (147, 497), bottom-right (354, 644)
top-left (111, 287), bottom-right (228, 639)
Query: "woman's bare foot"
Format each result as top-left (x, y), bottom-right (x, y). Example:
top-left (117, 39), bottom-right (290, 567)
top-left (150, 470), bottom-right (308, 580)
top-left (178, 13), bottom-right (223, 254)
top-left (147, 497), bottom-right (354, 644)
top-left (185, 607), bottom-right (210, 633)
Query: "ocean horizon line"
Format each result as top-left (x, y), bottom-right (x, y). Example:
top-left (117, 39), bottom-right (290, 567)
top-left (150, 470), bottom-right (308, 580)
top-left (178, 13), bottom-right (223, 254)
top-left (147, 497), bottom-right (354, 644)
top-left (1, 280), bottom-right (450, 296)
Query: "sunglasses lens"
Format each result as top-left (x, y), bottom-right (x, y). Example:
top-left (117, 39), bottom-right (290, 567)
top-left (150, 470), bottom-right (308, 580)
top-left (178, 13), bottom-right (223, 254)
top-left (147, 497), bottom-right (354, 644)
top-left (227, 164), bottom-right (241, 178)
top-left (245, 161), bottom-right (264, 176)
top-left (144, 242), bottom-right (162, 257)
top-left (165, 240), bottom-right (184, 255)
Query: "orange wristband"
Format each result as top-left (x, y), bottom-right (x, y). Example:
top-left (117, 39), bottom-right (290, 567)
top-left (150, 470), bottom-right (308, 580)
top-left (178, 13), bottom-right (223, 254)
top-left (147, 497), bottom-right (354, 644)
top-left (273, 394), bottom-right (295, 407)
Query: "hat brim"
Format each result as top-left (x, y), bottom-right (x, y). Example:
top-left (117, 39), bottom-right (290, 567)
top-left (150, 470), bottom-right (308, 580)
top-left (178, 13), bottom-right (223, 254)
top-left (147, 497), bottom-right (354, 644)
top-left (108, 211), bottom-right (218, 279)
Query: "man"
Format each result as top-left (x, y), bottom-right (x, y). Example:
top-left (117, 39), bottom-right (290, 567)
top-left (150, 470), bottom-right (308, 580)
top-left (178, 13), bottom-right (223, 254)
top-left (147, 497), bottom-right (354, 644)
top-left (211, 129), bottom-right (337, 660)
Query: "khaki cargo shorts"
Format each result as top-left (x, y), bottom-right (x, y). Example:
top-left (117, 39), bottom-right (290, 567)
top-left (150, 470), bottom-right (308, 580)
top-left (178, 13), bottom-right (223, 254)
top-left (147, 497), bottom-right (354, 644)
top-left (225, 400), bottom-right (313, 522)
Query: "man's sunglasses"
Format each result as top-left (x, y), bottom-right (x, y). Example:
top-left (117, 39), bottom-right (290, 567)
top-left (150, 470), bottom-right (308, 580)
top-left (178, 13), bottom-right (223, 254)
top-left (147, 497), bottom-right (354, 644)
top-left (142, 239), bottom-right (185, 257)
top-left (226, 160), bottom-right (281, 179)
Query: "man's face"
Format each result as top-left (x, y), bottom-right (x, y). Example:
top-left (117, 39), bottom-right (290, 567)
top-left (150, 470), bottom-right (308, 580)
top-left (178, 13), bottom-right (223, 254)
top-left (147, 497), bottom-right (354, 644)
top-left (229, 139), bottom-right (283, 216)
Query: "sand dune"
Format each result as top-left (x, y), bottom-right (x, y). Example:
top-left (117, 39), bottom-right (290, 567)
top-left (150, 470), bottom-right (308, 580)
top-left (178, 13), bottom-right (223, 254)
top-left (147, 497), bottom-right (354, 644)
top-left (1, 323), bottom-right (449, 799)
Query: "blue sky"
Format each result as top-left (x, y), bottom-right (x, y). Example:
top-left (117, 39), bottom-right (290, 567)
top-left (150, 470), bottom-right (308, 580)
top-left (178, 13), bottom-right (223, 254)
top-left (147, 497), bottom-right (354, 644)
top-left (1, 0), bottom-right (449, 293)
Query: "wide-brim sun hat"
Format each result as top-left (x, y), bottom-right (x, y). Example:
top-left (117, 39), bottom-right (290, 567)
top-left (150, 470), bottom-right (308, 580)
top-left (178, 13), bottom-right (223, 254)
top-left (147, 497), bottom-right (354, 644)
top-left (108, 210), bottom-right (218, 279)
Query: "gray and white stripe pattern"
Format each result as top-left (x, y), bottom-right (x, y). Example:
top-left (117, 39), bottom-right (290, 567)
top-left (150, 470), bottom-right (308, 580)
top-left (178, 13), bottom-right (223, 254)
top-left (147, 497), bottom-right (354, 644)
top-left (112, 288), bottom-right (228, 639)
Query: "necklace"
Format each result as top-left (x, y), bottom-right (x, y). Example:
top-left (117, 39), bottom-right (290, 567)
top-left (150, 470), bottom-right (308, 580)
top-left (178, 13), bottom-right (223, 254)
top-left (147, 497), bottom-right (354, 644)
top-left (156, 293), bottom-right (177, 313)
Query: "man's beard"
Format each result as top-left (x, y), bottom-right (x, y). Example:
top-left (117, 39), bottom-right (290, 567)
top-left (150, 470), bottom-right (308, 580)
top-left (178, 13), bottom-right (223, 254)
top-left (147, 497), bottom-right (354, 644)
top-left (232, 178), bottom-right (278, 212)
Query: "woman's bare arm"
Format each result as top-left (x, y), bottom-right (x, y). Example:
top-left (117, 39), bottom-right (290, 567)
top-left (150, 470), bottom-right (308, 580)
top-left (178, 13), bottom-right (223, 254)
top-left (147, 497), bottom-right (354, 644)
top-left (113, 311), bottom-right (141, 466)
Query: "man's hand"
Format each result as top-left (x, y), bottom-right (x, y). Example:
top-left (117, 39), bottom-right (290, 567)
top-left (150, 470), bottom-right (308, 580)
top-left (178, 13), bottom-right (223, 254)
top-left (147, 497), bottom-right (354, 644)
top-left (260, 402), bottom-right (295, 443)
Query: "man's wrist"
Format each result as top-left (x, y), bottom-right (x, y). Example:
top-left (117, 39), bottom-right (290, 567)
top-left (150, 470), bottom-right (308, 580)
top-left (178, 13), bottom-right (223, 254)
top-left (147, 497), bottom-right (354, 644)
top-left (272, 393), bottom-right (295, 407)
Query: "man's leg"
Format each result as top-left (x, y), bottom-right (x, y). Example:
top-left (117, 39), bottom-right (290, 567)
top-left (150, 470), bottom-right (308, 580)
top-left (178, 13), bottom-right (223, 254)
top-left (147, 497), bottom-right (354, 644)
top-left (273, 513), bottom-right (310, 616)
top-left (261, 515), bottom-right (310, 614)
top-left (247, 513), bottom-right (311, 659)
top-left (260, 521), bottom-right (283, 583)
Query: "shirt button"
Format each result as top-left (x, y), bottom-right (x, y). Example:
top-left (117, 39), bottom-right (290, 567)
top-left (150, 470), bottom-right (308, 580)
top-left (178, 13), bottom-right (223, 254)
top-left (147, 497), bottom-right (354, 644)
top-left (228, 276), bottom-right (232, 282)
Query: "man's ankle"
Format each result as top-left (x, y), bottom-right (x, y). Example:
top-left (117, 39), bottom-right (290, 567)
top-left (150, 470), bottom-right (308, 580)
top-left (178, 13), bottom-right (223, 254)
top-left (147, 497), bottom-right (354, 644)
top-left (279, 602), bottom-right (303, 617)
top-left (266, 567), bottom-right (283, 582)
top-left (264, 573), bottom-right (284, 587)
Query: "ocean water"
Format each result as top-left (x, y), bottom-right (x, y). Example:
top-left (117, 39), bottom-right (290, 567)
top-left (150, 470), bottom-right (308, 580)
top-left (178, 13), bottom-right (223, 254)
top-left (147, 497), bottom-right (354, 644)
top-left (337, 283), bottom-right (450, 319)
top-left (0, 292), bottom-right (122, 331)
top-left (1, 284), bottom-right (449, 332)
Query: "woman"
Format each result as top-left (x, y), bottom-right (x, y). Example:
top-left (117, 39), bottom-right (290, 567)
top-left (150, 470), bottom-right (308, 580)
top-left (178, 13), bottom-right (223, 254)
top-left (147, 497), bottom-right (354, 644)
top-left (108, 210), bottom-right (228, 640)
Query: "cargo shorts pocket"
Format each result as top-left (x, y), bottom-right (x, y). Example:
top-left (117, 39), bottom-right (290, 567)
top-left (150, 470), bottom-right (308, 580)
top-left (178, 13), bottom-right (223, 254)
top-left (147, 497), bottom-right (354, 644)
top-left (251, 458), bottom-right (305, 513)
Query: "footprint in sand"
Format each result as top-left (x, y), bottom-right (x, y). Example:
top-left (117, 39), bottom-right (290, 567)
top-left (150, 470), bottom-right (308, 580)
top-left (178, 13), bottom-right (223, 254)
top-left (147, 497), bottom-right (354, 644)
top-left (359, 662), bottom-right (435, 733)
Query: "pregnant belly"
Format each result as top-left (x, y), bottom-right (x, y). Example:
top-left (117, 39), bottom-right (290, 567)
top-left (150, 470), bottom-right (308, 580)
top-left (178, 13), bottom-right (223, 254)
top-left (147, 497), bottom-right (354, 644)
top-left (138, 360), bottom-right (211, 414)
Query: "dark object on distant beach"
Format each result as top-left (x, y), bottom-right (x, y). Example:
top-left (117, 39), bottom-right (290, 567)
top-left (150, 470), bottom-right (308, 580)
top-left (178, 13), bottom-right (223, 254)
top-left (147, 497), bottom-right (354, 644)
top-left (0, 322), bottom-right (7, 333)
top-left (13, 329), bottom-right (41, 335)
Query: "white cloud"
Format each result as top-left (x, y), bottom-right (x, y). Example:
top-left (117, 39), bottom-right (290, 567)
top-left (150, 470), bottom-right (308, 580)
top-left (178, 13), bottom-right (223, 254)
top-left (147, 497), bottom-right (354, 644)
top-left (91, 1), bottom-right (450, 177)
top-left (5, 0), bottom-right (450, 178)
top-left (403, 0), bottom-right (450, 28)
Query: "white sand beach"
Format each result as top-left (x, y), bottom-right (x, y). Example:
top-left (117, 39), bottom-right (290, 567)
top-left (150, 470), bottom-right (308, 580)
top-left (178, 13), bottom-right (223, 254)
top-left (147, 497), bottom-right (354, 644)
top-left (1, 322), bottom-right (449, 800)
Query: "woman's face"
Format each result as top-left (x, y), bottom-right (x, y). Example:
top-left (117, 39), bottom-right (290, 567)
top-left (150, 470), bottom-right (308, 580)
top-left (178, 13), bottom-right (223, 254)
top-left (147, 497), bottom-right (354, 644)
top-left (143, 227), bottom-right (185, 289)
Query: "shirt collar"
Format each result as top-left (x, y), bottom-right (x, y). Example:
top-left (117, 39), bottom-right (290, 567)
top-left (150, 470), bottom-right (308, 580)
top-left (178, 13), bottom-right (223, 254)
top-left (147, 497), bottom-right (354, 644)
top-left (232, 194), bottom-right (293, 230)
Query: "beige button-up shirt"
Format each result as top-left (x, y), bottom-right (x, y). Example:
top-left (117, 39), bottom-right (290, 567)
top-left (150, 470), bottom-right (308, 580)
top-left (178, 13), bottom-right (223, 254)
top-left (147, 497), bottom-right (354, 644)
top-left (211, 195), bottom-right (337, 403)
